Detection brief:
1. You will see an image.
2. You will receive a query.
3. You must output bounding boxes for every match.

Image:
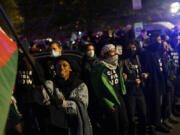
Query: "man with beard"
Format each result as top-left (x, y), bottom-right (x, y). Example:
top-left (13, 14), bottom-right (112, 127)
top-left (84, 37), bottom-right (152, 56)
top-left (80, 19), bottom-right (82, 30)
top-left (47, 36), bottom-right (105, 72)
top-left (123, 42), bottom-right (148, 135)
top-left (91, 44), bottom-right (128, 135)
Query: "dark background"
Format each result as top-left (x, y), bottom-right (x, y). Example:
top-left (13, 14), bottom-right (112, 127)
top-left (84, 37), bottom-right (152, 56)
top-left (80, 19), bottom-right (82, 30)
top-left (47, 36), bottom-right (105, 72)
top-left (0, 0), bottom-right (177, 39)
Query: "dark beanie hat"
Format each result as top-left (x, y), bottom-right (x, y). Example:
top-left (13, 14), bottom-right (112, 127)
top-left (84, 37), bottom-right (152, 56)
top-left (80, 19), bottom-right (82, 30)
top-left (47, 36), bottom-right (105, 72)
top-left (55, 55), bottom-right (81, 73)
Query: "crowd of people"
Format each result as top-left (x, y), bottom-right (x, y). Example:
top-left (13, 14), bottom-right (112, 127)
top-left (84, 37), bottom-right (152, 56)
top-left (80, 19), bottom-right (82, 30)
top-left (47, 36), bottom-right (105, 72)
top-left (4, 24), bottom-right (180, 135)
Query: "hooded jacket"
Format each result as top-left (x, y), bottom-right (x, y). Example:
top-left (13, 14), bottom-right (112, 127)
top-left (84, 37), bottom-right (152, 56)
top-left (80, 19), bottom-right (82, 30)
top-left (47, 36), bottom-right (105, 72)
top-left (91, 63), bottom-right (126, 109)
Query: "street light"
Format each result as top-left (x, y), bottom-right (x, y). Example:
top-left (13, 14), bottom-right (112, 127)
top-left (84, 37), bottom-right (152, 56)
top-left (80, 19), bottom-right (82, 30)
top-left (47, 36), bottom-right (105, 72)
top-left (170, 2), bottom-right (180, 14)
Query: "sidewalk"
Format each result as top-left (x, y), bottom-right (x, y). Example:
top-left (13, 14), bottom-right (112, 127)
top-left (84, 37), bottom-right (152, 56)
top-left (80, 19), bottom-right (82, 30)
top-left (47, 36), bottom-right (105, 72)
top-left (157, 101), bottom-right (180, 135)
top-left (157, 117), bottom-right (180, 135)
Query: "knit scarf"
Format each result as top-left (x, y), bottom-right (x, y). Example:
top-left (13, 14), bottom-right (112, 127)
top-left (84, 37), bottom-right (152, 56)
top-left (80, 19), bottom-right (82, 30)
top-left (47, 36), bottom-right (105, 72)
top-left (54, 72), bottom-right (82, 98)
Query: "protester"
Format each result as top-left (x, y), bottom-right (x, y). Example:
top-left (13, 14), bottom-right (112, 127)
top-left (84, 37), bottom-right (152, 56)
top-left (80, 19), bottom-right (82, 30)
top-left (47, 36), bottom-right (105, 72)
top-left (91, 44), bottom-right (128, 135)
top-left (4, 95), bottom-right (23, 135)
top-left (144, 35), bottom-right (171, 133)
top-left (38, 41), bottom-right (63, 80)
top-left (6, 23), bottom-right (180, 135)
top-left (42, 56), bottom-right (93, 135)
top-left (15, 51), bottom-right (44, 135)
top-left (49, 41), bottom-right (63, 57)
top-left (123, 42), bottom-right (148, 135)
top-left (136, 29), bottom-right (151, 48)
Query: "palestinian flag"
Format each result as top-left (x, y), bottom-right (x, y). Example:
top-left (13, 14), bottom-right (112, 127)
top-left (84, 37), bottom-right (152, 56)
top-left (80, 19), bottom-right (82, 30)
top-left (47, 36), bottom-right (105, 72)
top-left (0, 28), bottom-right (18, 135)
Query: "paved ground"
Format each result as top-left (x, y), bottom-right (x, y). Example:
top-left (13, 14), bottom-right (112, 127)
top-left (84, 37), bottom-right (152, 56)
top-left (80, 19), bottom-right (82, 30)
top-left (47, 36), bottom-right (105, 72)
top-left (157, 117), bottom-right (180, 135)
top-left (157, 100), bottom-right (180, 135)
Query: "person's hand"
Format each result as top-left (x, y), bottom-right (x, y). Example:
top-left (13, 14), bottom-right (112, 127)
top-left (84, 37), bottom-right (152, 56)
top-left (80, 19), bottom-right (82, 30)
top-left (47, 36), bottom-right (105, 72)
top-left (111, 106), bottom-right (116, 112)
top-left (136, 78), bottom-right (141, 84)
top-left (18, 48), bottom-right (23, 54)
top-left (123, 73), bottom-right (127, 81)
top-left (11, 96), bottom-right (17, 104)
top-left (61, 100), bottom-right (67, 108)
top-left (141, 73), bottom-right (148, 79)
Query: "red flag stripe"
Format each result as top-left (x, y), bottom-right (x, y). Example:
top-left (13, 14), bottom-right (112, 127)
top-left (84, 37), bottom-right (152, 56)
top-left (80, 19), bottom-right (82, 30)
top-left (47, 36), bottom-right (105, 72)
top-left (0, 29), bottom-right (17, 68)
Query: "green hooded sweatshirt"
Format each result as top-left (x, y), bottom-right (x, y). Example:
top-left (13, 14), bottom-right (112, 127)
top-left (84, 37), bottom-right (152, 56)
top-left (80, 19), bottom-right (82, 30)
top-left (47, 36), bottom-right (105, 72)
top-left (91, 63), bottom-right (126, 109)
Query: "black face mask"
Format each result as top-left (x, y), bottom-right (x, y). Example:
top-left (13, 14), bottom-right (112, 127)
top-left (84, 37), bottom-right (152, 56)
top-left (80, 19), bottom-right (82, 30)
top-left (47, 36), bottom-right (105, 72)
top-left (131, 50), bottom-right (136, 56)
top-left (127, 48), bottom-right (136, 57)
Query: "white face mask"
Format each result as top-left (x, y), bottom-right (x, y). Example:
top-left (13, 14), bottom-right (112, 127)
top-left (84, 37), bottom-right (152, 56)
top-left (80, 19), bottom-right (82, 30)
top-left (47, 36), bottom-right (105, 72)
top-left (86, 50), bottom-right (95, 57)
top-left (52, 51), bottom-right (61, 57)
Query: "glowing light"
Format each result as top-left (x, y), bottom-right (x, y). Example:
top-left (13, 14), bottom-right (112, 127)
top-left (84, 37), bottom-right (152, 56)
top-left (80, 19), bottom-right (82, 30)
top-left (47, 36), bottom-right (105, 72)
top-left (170, 2), bottom-right (180, 13)
top-left (78, 31), bottom-right (82, 35)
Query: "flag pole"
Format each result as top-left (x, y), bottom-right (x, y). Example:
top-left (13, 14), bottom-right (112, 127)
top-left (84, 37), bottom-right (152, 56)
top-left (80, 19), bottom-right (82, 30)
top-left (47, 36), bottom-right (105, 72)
top-left (0, 5), bottom-right (22, 48)
top-left (0, 4), bottom-right (59, 106)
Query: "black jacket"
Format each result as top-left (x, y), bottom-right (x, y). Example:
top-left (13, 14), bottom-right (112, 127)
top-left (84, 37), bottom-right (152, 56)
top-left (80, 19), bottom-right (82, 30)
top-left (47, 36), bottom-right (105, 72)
top-left (123, 55), bottom-right (145, 96)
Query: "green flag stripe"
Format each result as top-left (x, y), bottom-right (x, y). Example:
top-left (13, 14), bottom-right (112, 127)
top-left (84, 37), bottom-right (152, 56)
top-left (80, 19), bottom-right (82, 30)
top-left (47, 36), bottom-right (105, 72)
top-left (0, 50), bottom-right (18, 135)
